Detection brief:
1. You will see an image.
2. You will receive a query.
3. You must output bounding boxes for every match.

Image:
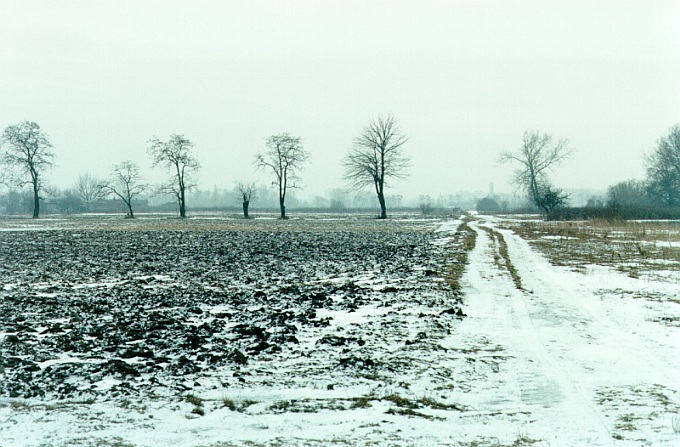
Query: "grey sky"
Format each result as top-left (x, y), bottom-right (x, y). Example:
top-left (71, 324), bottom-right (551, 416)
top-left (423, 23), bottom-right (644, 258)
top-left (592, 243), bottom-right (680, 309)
top-left (1, 0), bottom-right (679, 201)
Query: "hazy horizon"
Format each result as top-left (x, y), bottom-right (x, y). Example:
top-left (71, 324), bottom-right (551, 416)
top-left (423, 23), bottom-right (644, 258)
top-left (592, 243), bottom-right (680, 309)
top-left (2, 1), bottom-right (679, 201)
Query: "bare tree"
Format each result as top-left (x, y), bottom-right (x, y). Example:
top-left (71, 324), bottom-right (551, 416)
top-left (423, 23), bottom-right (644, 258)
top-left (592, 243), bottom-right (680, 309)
top-left (74, 173), bottom-right (106, 211)
top-left (103, 161), bottom-right (147, 218)
top-left (343, 114), bottom-right (410, 219)
top-left (607, 179), bottom-right (653, 208)
top-left (255, 133), bottom-right (309, 219)
top-left (235, 181), bottom-right (256, 219)
top-left (148, 135), bottom-right (200, 218)
top-left (0, 121), bottom-right (55, 218)
top-left (499, 129), bottom-right (573, 214)
top-left (645, 124), bottom-right (680, 207)
top-left (328, 188), bottom-right (348, 211)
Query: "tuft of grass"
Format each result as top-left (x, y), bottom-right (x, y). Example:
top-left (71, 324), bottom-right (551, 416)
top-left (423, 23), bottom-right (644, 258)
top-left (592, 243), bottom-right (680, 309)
top-left (384, 394), bottom-right (418, 409)
top-left (269, 399), bottom-right (295, 412)
top-left (238, 400), bottom-right (259, 412)
top-left (512, 432), bottom-right (540, 446)
top-left (418, 396), bottom-right (466, 412)
top-left (385, 407), bottom-right (440, 420)
top-left (221, 398), bottom-right (260, 412)
top-left (186, 393), bottom-right (205, 416)
top-left (268, 399), bottom-right (320, 413)
top-left (349, 397), bottom-right (372, 409)
top-left (10, 400), bottom-right (32, 410)
top-left (185, 394), bottom-right (203, 407)
top-left (381, 394), bottom-right (466, 413)
top-left (222, 398), bottom-right (237, 411)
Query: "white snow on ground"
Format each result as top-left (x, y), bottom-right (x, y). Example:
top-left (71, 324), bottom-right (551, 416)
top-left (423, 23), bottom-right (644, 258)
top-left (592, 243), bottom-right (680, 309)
top-left (1, 216), bottom-right (679, 446)
top-left (453, 219), bottom-right (680, 446)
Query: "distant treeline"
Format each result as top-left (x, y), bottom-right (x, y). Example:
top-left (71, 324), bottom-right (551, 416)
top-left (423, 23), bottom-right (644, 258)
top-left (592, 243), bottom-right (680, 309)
top-left (0, 190), bottom-right (467, 217)
top-left (547, 206), bottom-right (680, 221)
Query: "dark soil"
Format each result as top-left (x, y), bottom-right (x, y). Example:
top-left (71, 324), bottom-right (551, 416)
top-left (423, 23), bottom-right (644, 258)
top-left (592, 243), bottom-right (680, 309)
top-left (0, 217), bottom-right (466, 400)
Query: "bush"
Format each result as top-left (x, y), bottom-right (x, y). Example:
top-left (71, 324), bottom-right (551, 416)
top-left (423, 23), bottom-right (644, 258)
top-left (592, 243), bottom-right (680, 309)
top-left (476, 197), bottom-right (501, 214)
top-left (547, 206), bottom-right (680, 221)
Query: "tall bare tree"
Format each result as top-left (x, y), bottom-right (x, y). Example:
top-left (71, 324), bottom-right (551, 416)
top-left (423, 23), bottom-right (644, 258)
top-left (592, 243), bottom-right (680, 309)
top-left (148, 135), bottom-right (199, 218)
top-left (499, 129), bottom-right (573, 214)
top-left (235, 181), bottom-right (256, 219)
top-left (645, 124), bottom-right (680, 207)
top-left (343, 114), bottom-right (410, 219)
top-left (0, 121), bottom-right (54, 218)
top-left (256, 133), bottom-right (309, 219)
top-left (103, 161), bottom-right (147, 218)
top-left (74, 173), bottom-right (106, 211)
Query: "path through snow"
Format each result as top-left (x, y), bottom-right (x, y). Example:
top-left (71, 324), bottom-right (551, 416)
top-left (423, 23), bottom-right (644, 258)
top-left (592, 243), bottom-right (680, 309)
top-left (444, 217), bottom-right (680, 445)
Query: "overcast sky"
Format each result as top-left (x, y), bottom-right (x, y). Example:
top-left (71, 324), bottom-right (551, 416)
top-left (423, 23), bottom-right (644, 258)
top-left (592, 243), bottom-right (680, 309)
top-left (1, 0), bottom-right (679, 200)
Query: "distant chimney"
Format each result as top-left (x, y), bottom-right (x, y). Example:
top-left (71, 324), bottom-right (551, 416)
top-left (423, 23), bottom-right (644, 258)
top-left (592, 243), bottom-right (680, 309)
top-left (489, 182), bottom-right (494, 196)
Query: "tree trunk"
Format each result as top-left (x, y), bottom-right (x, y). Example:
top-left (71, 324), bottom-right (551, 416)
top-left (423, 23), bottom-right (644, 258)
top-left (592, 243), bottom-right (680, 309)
top-left (279, 197), bottom-right (286, 219)
top-left (378, 194), bottom-right (387, 219)
top-left (32, 177), bottom-right (40, 219)
top-left (243, 200), bottom-right (250, 219)
top-left (32, 192), bottom-right (40, 218)
top-left (125, 200), bottom-right (135, 218)
top-left (179, 187), bottom-right (186, 218)
top-left (377, 180), bottom-right (387, 219)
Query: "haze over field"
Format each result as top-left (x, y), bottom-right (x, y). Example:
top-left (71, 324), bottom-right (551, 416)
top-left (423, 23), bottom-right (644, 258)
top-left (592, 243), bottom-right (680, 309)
top-left (1, 0), bottom-right (679, 199)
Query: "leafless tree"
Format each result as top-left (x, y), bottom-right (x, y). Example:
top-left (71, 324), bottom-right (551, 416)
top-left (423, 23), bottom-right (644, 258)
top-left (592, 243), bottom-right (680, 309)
top-left (0, 121), bottom-right (55, 218)
top-left (607, 179), bottom-right (653, 208)
top-left (102, 161), bottom-right (147, 218)
top-left (645, 124), bottom-right (680, 206)
top-left (148, 134), bottom-right (200, 218)
top-left (74, 173), bottom-right (106, 211)
top-left (255, 133), bottom-right (309, 219)
top-left (343, 114), bottom-right (410, 219)
top-left (499, 129), bottom-right (573, 214)
top-left (235, 181), bottom-right (256, 218)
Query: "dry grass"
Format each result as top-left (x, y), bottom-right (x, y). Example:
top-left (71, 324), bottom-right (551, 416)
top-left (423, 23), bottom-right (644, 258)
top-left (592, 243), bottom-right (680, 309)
top-left (502, 219), bottom-right (680, 280)
top-left (445, 217), bottom-right (478, 294)
top-left (480, 226), bottom-right (523, 290)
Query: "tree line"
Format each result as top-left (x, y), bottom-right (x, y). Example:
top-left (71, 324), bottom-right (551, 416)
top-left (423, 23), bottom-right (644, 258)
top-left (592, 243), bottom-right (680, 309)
top-left (0, 114), bottom-right (410, 219)
top-left (494, 125), bottom-right (680, 218)
top-left (608, 125), bottom-right (680, 209)
top-left (2, 117), bottom-right (679, 220)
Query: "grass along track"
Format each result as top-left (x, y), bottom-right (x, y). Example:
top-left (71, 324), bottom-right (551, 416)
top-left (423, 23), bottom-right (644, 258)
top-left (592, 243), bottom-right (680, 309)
top-left (500, 218), bottom-right (680, 281)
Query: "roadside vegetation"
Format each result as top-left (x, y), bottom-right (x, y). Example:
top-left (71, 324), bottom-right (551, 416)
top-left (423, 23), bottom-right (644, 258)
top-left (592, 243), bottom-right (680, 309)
top-left (445, 216), bottom-right (478, 295)
top-left (502, 218), bottom-right (680, 283)
top-left (480, 225), bottom-right (523, 290)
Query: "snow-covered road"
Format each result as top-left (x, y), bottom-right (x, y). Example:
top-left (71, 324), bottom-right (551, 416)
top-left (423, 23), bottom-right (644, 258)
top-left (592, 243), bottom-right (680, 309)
top-left (445, 218), bottom-right (680, 446)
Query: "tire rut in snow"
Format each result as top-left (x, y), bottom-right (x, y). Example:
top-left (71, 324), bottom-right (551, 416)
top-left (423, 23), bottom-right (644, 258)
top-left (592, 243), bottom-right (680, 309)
top-left (453, 220), bottom-right (615, 444)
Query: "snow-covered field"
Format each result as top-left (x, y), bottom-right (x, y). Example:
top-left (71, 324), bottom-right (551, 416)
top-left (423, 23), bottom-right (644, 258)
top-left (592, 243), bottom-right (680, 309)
top-left (0, 214), bottom-right (678, 446)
